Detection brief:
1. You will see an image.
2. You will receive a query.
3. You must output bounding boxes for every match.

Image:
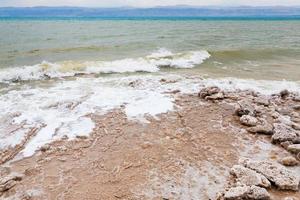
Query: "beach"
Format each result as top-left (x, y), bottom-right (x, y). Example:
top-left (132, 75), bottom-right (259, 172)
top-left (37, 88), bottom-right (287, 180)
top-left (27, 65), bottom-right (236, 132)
top-left (0, 18), bottom-right (300, 199)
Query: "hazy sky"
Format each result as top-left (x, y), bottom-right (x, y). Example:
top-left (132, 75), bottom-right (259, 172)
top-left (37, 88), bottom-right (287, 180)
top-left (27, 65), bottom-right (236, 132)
top-left (1, 0), bottom-right (300, 7)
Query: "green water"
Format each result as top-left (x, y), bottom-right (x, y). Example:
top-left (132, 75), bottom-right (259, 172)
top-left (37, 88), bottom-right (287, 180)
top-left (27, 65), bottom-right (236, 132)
top-left (0, 19), bottom-right (300, 80)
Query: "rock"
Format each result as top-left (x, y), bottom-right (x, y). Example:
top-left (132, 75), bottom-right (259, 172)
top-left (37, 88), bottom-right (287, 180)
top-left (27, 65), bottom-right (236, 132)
top-left (247, 119), bottom-right (273, 135)
top-left (287, 144), bottom-right (300, 154)
top-left (280, 90), bottom-right (290, 99)
top-left (293, 105), bottom-right (300, 111)
top-left (0, 172), bottom-right (23, 193)
top-left (242, 159), bottom-right (300, 191)
top-left (39, 144), bottom-right (50, 152)
top-left (280, 141), bottom-right (293, 149)
top-left (271, 111), bottom-right (280, 119)
top-left (223, 185), bottom-right (270, 200)
top-left (292, 123), bottom-right (300, 131)
top-left (240, 115), bottom-right (258, 127)
top-left (76, 135), bottom-right (88, 140)
top-left (271, 123), bottom-right (300, 144)
top-left (198, 86), bottom-right (222, 99)
top-left (205, 92), bottom-right (224, 101)
top-left (230, 165), bottom-right (271, 188)
top-left (280, 156), bottom-right (299, 166)
top-left (235, 100), bottom-right (256, 117)
top-left (291, 117), bottom-right (300, 124)
top-left (169, 89), bottom-right (181, 94)
top-left (293, 96), bottom-right (300, 102)
top-left (255, 96), bottom-right (270, 106)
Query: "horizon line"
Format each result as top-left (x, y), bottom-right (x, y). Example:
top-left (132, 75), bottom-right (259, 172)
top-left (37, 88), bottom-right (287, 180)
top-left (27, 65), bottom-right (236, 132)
top-left (1, 5), bottom-right (300, 9)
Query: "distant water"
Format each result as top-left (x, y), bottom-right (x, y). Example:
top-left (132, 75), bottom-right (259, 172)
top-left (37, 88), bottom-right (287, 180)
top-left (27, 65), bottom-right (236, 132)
top-left (0, 18), bottom-right (300, 81)
top-left (1, 18), bottom-right (300, 159)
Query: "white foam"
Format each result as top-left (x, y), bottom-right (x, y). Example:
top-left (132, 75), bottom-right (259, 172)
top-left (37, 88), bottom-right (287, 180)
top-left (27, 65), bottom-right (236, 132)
top-left (0, 49), bottom-right (210, 83)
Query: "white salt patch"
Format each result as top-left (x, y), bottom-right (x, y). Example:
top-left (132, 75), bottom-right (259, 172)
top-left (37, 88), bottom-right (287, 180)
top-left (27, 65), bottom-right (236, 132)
top-left (0, 128), bottom-right (28, 149)
top-left (125, 92), bottom-right (173, 120)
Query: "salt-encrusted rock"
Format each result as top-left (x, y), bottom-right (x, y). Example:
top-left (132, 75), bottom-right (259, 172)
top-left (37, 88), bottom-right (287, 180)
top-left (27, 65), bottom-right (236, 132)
top-left (281, 141), bottom-right (293, 149)
top-left (272, 123), bottom-right (300, 144)
top-left (205, 92), bottom-right (224, 100)
top-left (280, 90), bottom-right (290, 98)
top-left (287, 144), bottom-right (300, 154)
top-left (280, 156), bottom-right (299, 166)
top-left (230, 165), bottom-right (271, 188)
top-left (0, 172), bottom-right (23, 193)
top-left (242, 159), bottom-right (300, 191)
top-left (198, 86), bottom-right (221, 98)
top-left (235, 100), bottom-right (256, 117)
top-left (271, 111), bottom-right (280, 119)
top-left (240, 115), bottom-right (258, 127)
top-left (223, 185), bottom-right (270, 200)
top-left (254, 96), bottom-right (270, 106)
top-left (39, 144), bottom-right (50, 152)
top-left (247, 119), bottom-right (273, 135)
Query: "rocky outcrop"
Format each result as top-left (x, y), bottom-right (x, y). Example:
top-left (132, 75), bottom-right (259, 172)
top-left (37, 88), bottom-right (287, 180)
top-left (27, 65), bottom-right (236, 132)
top-left (230, 165), bottom-right (271, 188)
top-left (242, 159), bottom-right (300, 191)
top-left (223, 185), bottom-right (271, 200)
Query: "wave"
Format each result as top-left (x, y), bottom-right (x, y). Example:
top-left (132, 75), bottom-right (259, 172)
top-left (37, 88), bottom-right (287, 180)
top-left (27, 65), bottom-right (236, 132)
top-left (0, 48), bottom-right (210, 83)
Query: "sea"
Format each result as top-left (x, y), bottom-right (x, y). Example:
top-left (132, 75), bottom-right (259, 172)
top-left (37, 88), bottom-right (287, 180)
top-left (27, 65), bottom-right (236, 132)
top-left (0, 17), bottom-right (300, 159)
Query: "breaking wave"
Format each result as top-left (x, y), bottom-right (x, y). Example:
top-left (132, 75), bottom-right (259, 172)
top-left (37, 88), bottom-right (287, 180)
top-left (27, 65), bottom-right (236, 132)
top-left (0, 48), bottom-right (210, 83)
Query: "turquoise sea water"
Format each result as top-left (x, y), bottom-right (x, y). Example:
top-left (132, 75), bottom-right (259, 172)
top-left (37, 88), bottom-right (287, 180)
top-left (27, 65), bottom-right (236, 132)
top-left (0, 18), bottom-right (300, 80)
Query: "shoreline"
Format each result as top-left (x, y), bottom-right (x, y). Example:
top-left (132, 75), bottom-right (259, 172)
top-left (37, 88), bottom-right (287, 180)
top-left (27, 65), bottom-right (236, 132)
top-left (1, 86), bottom-right (299, 199)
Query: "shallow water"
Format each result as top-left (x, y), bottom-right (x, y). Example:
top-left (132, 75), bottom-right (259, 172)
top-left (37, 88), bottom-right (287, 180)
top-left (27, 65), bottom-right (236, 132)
top-left (0, 19), bottom-right (300, 80)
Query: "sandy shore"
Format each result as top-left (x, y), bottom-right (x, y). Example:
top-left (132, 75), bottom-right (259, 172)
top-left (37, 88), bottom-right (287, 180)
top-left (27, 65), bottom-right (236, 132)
top-left (0, 86), bottom-right (300, 200)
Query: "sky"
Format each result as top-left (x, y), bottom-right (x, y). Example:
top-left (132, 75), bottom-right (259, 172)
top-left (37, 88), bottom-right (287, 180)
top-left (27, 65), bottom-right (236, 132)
top-left (0, 0), bottom-right (300, 7)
